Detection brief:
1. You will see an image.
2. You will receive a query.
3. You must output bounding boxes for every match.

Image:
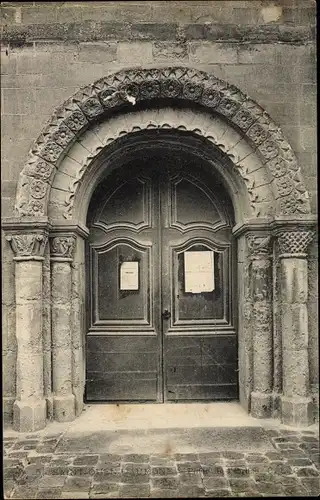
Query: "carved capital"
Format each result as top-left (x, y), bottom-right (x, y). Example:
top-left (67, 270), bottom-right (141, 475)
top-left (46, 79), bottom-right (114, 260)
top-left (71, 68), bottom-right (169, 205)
top-left (6, 232), bottom-right (47, 258)
top-left (50, 235), bottom-right (76, 260)
top-left (277, 230), bottom-right (314, 257)
top-left (247, 235), bottom-right (271, 259)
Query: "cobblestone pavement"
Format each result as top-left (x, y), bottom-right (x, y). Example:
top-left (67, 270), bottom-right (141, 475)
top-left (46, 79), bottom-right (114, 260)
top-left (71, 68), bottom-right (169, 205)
top-left (3, 428), bottom-right (319, 498)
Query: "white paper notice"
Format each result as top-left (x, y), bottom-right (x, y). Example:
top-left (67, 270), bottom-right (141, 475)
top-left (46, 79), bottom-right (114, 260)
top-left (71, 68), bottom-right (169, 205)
top-left (184, 251), bottom-right (214, 293)
top-left (120, 261), bottom-right (139, 290)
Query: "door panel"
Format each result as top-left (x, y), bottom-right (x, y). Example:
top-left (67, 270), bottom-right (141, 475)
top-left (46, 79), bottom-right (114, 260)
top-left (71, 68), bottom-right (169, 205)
top-left (86, 161), bottom-right (237, 402)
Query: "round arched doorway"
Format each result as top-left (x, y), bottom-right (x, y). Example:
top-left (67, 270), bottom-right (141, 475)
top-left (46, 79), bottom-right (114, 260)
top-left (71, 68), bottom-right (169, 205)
top-left (3, 67), bottom-right (316, 432)
top-left (85, 131), bottom-right (237, 403)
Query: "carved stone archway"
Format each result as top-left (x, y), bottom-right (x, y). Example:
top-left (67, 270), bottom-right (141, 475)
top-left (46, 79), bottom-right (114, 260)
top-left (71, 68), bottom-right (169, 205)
top-left (3, 67), bottom-right (316, 432)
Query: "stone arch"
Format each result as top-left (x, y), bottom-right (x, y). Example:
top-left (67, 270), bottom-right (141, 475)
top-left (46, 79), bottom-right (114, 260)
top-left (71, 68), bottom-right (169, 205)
top-left (5, 66), bottom-right (317, 433)
top-left (15, 66), bottom-right (311, 219)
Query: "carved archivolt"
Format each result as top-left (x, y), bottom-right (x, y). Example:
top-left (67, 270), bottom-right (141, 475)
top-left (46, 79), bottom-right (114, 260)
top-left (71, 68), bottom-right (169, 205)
top-left (15, 66), bottom-right (311, 219)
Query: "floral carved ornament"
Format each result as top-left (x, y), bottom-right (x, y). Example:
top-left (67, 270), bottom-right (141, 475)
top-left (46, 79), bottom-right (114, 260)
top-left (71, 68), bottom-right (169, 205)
top-left (14, 67), bottom-right (310, 219)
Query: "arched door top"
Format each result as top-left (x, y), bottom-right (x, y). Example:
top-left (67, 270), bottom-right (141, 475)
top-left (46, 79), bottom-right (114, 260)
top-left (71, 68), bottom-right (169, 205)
top-left (15, 66), bottom-right (311, 220)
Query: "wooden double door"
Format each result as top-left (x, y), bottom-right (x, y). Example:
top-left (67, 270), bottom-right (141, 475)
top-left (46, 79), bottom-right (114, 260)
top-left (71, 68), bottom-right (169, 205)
top-left (86, 158), bottom-right (238, 402)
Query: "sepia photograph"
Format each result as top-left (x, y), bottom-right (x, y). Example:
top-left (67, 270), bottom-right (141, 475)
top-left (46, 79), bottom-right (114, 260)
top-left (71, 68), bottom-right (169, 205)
top-left (1, 0), bottom-right (318, 498)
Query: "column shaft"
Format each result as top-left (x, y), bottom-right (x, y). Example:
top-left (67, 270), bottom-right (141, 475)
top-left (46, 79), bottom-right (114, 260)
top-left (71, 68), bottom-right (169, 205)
top-left (278, 230), bottom-right (314, 426)
top-left (6, 232), bottom-right (48, 432)
top-left (247, 235), bottom-right (273, 418)
top-left (50, 235), bottom-right (76, 422)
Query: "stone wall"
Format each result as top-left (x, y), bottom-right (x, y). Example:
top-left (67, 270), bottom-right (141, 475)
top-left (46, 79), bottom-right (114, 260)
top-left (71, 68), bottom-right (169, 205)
top-left (1, 0), bottom-right (317, 424)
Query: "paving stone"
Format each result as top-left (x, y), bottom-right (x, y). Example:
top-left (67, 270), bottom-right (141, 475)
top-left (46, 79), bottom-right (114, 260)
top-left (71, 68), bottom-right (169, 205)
top-left (273, 475), bottom-right (301, 486)
top-left (91, 482), bottom-right (121, 495)
top-left (69, 465), bottom-right (96, 476)
top-left (276, 442), bottom-right (299, 450)
top-left (177, 484), bottom-right (205, 497)
top-left (151, 476), bottom-right (179, 489)
top-left (4, 465), bottom-right (24, 480)
top-left (73, 454), bottom-right (99, 466)
top-left (122, 453), bottom-right (150, 463)
top-left (265, 430), bottom-right (281, 437)
top-left (205, 489), bottom-right (232, 497)
top-left (15, 464), bottom-right (44, 486)
top-left (36, 443), bottom-right (57, 454)
top-left (225, 459), bottom-right (247, 467)
top-left (3, 480), bottom-right (15, 499)
top-left (150, 465), bottom-right (177, 476)
top-left (203, 477), bottom-right (229, 489)
top-left (36, 488), bottom-right (63, 499)
top-left (150, 457), bottom-right (175, 466)
top-left (221, 452), bottom-right (245, 460)
top-left (99, 453), bottom-right (122, 463)
top-left (255, 481), bottom-right (284, 494)
top-left (245, 454), bottom-right (269, 463)
top-left (265, 452), bottom-right (285, 461)
top-left (282, 484), bottom-right (309, 496)
top-left (300, 477), bottom-right (320, 495)
top-left (63, 475), bottom-right (92, 491)
top-left (268, 462), bottom-right (293, 475)
top-left (288, 457), bottom-right (313, 466)
top-left (229, 479), bottom-right (257, 492)
top-left (94, 470), bottom-right (122, 483)
top-left (12, 486), bottom-right (39, 499)
top-left (95, 463), bottom-right (121, 474)
top-left (174, 453), bottom-right (199, 462)
top-left (274, 436), bottom-right (300, 443)
top-left (44, 464), bottom-right (70, 476)
top-left (7, 451), bottom-right (29, 459)
top-left (178, 471), bottom-right (203, 485)
top-left (27, 454), bottom-right (52, 465)
top-left (119, 484), bottom-right (150, 497)
top-left (226, 466), bottom-right (250, 477)
top-left (201, 464), bottom-right (225, 476)
top-left (254, 472), bottom-right (275, 482)
top-left (296, 466), bottom-right (319, 477)
top-left (38, 475), bottom-right (67, 487)
top-left (198, 452), bottom-right (222, 462)
top-left (150, 489), bottom-right (179, 498)
top-left (4, 458), bottom-right (22, 467)
top-left (302, 436), bottom-right (319, 443)
top-left (176, 461), bottom-right (202, 473)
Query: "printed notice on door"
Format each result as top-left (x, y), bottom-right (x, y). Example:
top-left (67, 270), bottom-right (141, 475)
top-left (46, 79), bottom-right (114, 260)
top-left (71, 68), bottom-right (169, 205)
top-left (120, 261), bottom-right (139, 290)
top-left (184, 251), bottom-right (214, 293)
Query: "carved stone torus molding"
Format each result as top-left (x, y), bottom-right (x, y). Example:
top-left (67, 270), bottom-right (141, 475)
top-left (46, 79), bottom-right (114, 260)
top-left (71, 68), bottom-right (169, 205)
top-left (6, 232), bottom-right (48, 259)
top-left (49, 235), bottom-right (77, 260)
top-left (14, 66), bottom-right (311, 218)
top-left (277, 230), bottom-right (315, 257)
top-left (247, 235), bottom-right (272, 259)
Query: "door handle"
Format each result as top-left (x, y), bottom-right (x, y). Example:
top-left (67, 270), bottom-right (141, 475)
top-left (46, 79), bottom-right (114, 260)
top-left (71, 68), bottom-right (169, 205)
top-left (162, 309), bottom-right (171, 320)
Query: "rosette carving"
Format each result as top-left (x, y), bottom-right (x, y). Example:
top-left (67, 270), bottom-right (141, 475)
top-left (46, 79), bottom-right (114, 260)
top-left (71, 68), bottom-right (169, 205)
top-left (14, 66), bottom-right (311, 218)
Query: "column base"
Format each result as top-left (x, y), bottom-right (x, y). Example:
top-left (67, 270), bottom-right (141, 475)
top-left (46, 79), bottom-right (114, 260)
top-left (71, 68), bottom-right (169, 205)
top-left (281, 396), bottom-right (313, 427)
top-left (271, 392), bottom-right (282, 419)
top-left (13, 398), bottom-right (46, 432)
top-left (46, 394), bottom-right (54, 421)
top-left (53, 394), bottom-right (76, 422)
top-left (251, 391), bottom-right (272, 418)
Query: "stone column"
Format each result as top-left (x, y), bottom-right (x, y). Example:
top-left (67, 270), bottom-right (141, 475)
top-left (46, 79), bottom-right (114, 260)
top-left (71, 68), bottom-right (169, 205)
top-left (6, 232), bottom-right (48, 432)
top-left (50, 234), bottom-right (76, 421)
top-left (277, 229), bottom-right (314, 426)
top-left (247, 234), bottom-right (273, 418)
